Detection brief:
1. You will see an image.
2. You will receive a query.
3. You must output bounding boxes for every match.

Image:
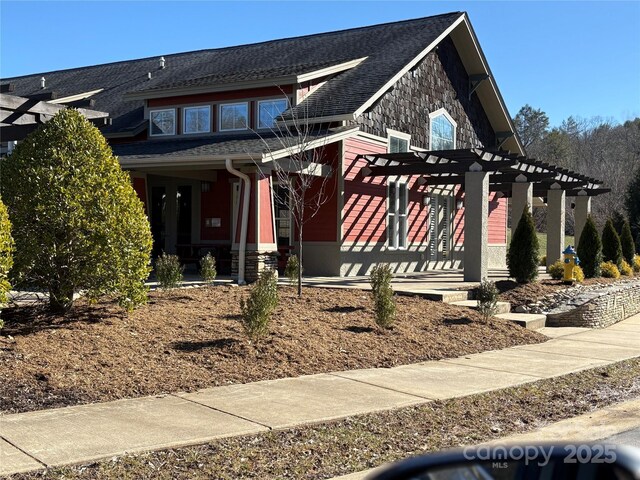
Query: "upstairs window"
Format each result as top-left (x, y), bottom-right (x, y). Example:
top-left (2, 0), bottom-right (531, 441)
top-left (258, 99), bottom-right (288, 129)
top-left (183, 106), bottom-right (211, 134)
top-left (388, 130), bottom-right (410, 153)
top-left (220, 103), bottom-right (248, 131)
top-left (388, 180), bottom-right (408, 249)
top-left (150, 109), bottom-right (176, 136)
top-left (429, 110), bottom-right (456, 150)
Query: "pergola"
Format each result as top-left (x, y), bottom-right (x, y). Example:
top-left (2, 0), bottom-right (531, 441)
top-left (0, 92), bottom-right (110, 145)
top-left (358, 148), bottom-right (609, 282)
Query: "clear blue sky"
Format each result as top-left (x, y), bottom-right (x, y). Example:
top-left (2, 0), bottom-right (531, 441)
top-left (1, 1), bottom-right (639, 127)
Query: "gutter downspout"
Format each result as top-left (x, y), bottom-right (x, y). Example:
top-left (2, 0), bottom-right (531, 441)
top-left (225, 159), bottom-right (250, 285)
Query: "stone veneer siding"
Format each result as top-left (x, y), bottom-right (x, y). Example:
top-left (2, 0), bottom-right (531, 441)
top-left (354, 36), bottom-right (495, 149)
top-left (231, 250), bottom-right (278, 283)
top-left (546, 280), bottom-right (640, 328)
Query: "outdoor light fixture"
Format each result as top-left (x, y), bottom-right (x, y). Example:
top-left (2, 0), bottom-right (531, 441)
top-left (422, 195), bottom-right (431, 206)
top-left (416, 176), bottom-right (427, 186)
top-left (456, 199), bottom-right (464, 210)
top-left (201, 181), bottom-right (212, 193)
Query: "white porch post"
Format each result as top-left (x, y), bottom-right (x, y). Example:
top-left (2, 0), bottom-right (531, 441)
top-left (464, 169), bottom-right (489, 282)
top-left (511, 181), bottom-right (533, 234)
top-left (546, 185), bottom-right (566, 267)
top-left (573, 194), bottom-right (591, 247)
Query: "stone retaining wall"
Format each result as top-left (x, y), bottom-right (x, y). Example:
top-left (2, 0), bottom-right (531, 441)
top-left (546, 280), bottom-right (640, 328)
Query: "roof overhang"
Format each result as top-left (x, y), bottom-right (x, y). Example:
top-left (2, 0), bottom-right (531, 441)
top-left (118, 125), bottom-right (359, 169)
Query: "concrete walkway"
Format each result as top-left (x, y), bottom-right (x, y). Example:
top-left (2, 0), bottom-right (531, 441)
top-left (2, 314), bottom-right (639, 476)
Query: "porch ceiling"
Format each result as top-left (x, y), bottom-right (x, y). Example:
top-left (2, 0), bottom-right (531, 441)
top-left (358, 148), bottom-right (606, 196)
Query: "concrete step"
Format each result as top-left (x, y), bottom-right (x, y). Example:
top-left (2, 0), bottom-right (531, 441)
top-left (450, 300), bottom-right (511, 315)
top-left (495, 313), bottom-right (547, 330)
top-left (413, 289), bottom-right (471, 303)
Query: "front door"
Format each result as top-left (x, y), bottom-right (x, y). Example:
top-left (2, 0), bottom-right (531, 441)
top-left (176, 185), bottom-right (192, 246)
top-left (428, 194), bottom-right (452, 264)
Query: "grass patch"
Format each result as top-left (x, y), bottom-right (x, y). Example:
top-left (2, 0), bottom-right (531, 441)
top-left (15, 357), bottom-right (640, 480)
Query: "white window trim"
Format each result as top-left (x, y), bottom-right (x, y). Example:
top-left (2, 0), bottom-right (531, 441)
top-left (386, 128), bottom-right (411, 153)
top-left (428, 108), bottom-right (457, 150)
top-left (257, 98), bottom-right (289, 130)
top-left (182, 105), bottom-right (211, 135)
top-left (387, 178), bottom-right (409, 250)
top-left (219, 102), bottom-right (249, 132)
top-left (149, 108), bottom-right (176, 137)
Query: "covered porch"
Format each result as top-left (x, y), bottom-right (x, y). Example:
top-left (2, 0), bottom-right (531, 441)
top-left (113, 127), bottom-right (355, 282)
top-left (359, 148), bottom-right (608, 282)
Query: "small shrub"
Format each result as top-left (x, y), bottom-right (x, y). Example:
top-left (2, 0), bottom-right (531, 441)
top-left (475, 279), bottom-right (498, 321)
top-left (601, 219), bottom-right (623, 269)
top-left (621, 221), bottom-right (636, 265)
top-left (600, 261), bottom-right (620, 279)
top-left (539, 255), bottom-right (547, 267)
top-left (548, 260), bottom-right (564, 280)
top-left (574, 265), bottom-right (585, 283)
top-left (507, 206), bottom-right (539, 283)
top-left (369, 264), bottom-right (396, 329)
top-left (155, 253), bottom-right (184, 288)
top-left (284, 255), bottom-right (301, 287)
top-left (199, 253), bottom-right (217, 284)
top-left (620, 260), bottom-right (633, 277)
top-left (240, 269), bottom-right (278, 342)
top-left (577, 216), bottom-right (602, 278)
top-left (633, 255), bottom-right (640, 273)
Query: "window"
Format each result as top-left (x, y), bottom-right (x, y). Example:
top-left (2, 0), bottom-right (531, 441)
top-left (273, 181), bottom-right (291, 246)
top-left (219, 103), bottom-right (248, 131)
top-left (429, 110), bottom-right (456, 150)
top-left (149, 109), bottom-right (176, 136)
top-left (258, 99), bottom-right (288, 129)
top-left (183, 106), bottom-right (211, 134)
top-left (388, 180), bottom-right (408, 249)
top-left (387, 130), bottom-right (410, 153)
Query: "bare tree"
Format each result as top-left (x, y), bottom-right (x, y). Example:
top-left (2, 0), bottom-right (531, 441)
top-left (251, 95), bottom-right (337, 297)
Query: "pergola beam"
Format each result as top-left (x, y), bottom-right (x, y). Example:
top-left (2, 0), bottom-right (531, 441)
top-left (0, 93), bottom-right (108, 120)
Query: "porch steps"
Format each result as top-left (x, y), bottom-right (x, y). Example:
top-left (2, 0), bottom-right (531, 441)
top-left (450, 299), bottom-right (511, 315)
top-left (495, 313), bottom-right (547, 330)
top-left (412, 289), bottom-right (471, 303)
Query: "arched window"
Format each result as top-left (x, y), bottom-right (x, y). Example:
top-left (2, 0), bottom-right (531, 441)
top-left (429, 109), bottom-right (456, 150)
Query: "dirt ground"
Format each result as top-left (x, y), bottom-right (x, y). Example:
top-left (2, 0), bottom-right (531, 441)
top-left (0, 286), bottom-right (545, 414)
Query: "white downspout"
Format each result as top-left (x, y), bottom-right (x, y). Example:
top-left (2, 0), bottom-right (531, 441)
top-left (225, 159), bottom-right (250, 285)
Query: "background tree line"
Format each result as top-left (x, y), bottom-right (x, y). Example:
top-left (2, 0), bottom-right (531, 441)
top-left (513, 105), bottom-right (640, 242)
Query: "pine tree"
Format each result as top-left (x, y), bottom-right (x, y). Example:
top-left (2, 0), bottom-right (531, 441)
top-left (625, 166), bottom-right (640, 249)
top-left (507, 205), bottom-right (539, 283)
top-left (577, 216), bottom-right (602, 278)
top-left (601, 219), bottom-right (623, 269)
top-left (620, 220), bottom-right (636, 265)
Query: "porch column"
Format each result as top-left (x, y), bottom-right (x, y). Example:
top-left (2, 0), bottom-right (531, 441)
top-left (546, 185), bottom-right (566, 267)
top-left (511, 181), bottom-right (533, 234)
top-left (464, 170), bottom-right (489, 282)
top-left (573, 194), bottom-right (591, 246)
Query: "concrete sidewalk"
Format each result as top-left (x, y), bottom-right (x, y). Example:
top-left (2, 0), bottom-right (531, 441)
top-left (2, 315), bottom-right (640, 476)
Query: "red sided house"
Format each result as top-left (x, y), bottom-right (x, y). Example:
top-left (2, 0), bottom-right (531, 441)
top-left (0, 12), bottom-right (606, 282)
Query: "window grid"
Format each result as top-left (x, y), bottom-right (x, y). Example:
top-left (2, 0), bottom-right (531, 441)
top-left (149, 109), bottom-right (176, 136)
top-left (183, 106), bottom-right (211, 134)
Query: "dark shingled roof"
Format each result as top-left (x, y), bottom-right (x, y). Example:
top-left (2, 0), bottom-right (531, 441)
top-left (1, 12), bottom-right (462, 135)
top-left (112, 126), bottom-right (356, 160)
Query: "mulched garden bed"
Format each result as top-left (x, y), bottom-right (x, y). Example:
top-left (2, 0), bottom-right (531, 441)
top-left (13, 357), bottom-right (640, 479)
top-left (0, 286), bottom-right (545, 414)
